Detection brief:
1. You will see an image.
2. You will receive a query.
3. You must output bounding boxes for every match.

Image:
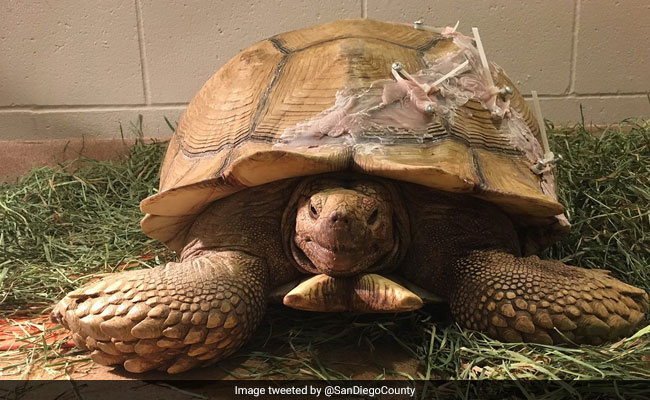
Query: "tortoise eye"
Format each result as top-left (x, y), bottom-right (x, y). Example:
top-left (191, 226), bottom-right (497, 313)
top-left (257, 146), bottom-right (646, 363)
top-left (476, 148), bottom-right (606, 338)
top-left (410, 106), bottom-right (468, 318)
top-left (368, 208), bottom-right (379, 225)
top-left (309, 203), bottom-right (319, 219)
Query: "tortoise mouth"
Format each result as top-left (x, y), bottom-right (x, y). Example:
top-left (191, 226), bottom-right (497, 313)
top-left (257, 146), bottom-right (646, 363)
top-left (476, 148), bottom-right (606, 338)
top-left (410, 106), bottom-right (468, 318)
top-left (290, 232), bottom-right (400, 278)
top-left (299, 238), bottom-right (383, 276)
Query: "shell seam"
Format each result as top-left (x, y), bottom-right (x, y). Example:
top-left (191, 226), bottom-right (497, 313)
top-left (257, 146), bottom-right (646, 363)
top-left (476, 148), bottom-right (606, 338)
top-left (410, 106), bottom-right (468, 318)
top-left (471, 148), bottom-right (488, 193)
top-left (274, 35), bottom-right (440, 53)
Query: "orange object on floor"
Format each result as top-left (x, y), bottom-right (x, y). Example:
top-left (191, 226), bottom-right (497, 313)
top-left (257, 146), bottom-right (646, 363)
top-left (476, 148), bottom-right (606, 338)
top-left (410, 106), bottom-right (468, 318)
top-left (0, 315), bottom-right (75, 351)
top-left (1, 254), bottom-right (157, 352)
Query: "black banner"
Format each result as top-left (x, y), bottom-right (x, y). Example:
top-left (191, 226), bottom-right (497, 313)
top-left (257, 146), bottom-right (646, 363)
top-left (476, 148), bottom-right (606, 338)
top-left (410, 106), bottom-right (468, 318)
top-left (2, 379), bottom-right (650, 400)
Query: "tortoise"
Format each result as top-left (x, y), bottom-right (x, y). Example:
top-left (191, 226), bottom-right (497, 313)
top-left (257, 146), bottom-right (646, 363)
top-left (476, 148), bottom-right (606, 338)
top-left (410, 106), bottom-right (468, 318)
top-left (52, 19), bottom-right (647, 374)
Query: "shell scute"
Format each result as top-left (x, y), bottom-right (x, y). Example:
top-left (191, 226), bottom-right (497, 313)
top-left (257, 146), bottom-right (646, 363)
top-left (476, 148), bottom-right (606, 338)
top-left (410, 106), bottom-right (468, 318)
top-left (141, 19), bottom-right (566, 253)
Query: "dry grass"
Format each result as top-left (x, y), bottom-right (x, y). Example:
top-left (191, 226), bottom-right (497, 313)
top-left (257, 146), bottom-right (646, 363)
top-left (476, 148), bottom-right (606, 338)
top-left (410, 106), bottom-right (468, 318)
top-left (0, 116), bottom-right (649, 394)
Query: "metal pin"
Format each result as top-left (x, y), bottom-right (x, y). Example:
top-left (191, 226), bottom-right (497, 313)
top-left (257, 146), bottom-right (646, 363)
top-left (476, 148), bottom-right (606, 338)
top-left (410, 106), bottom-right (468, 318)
top-left (410, 20), bottom-right (456, 34)
top-left (424, 103), bottom-right (435, 114)
top-left (529, 90), bottom-right (562, 174)
top-left (391, 61), bottom-right (438, 104)
top-left (391, 61), bottom-right (430, 92)
top-left (531, 90), bottom-right (550, 154)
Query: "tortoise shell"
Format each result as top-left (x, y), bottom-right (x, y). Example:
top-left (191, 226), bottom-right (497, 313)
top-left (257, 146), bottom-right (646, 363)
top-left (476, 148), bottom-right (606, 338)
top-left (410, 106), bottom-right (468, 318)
top-left (140, 19), bottom-right (568, 253)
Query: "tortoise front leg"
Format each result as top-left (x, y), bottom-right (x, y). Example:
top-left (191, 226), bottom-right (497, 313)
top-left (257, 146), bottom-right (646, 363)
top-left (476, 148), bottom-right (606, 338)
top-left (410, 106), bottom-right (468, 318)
top-left (449, 250), bottom-right (648, 345)
top-left (51, 251), bottom-right (268, 374)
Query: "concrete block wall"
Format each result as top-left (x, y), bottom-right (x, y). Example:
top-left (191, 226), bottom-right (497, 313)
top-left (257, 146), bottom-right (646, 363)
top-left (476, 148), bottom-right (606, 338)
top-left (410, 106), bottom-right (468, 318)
top-left (1, 0), bottom-right (649, 143)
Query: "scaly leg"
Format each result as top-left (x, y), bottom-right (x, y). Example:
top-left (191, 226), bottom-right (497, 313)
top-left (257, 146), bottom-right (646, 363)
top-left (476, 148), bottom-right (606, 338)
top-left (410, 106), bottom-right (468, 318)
top-left (51, 251), bottom-right (268, 374)
top-left (450, 250), bottom-right (647, 345)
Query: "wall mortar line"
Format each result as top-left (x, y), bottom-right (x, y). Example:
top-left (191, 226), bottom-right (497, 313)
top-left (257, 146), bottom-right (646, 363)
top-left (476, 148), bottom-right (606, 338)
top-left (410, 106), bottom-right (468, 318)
top-left (0, 104), bottom-right (189, 114)
top-left (2, 90), bottom-right (649, 113)
top-left (134, 0), bottom-right (152, 105)
top-left (568, 0), bottom-right (581, 94)
top-left (523, 93), bottom-right (650, 100)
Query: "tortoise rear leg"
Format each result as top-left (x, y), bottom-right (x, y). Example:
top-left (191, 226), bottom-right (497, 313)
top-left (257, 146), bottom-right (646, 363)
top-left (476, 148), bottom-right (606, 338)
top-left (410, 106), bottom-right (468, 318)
top-left (450, 250), bottom-right (648, 345)
top-left (51, 251), bottom-right (268, 374)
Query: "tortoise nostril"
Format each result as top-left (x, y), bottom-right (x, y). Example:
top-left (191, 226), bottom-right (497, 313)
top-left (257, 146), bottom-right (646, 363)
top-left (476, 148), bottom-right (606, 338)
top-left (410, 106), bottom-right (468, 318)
top-left (330, 213), bottom-right (348, 224)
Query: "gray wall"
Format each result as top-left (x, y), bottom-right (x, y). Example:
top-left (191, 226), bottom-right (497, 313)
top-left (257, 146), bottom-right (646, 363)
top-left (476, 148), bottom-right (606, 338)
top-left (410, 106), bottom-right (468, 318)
top-left (2, 0), bottom-right (649, 141)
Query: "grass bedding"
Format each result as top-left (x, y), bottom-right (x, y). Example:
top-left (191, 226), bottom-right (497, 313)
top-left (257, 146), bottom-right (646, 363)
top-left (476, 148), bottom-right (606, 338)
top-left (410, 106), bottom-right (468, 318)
top-left (0, 117), bottom-right (649, 390)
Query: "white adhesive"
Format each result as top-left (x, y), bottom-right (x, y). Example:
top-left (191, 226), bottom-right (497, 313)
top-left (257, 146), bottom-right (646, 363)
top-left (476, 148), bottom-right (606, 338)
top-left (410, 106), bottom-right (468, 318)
top-left (502, 109), bottom-right (545, 163)
top-left (277, 27), bottom-right (525, 162)
top-left (274, 25), bottom-right (560, 203)
top-left (433, 59), bottom-right (469, 87)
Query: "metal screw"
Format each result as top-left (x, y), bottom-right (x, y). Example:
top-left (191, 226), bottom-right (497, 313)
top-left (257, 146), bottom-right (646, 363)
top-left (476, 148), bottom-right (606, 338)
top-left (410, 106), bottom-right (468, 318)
top-left (413, 20), bottom-right (423, 30)
top-left (531, 160), bottom-right (546, 175)
top-left (424, 103), bottom-right (435, 114)
top-left (531, 153), bottom-right (562, 174)
top-left (499, 86), bottom-right (514, 101)
top-left (391, 62), bottom-right (403, 71)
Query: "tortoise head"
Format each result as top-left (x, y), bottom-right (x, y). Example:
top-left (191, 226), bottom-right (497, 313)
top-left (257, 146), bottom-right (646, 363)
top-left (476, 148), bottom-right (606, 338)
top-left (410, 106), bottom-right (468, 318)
top-left (287, 176), bottom-right (408, 277)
